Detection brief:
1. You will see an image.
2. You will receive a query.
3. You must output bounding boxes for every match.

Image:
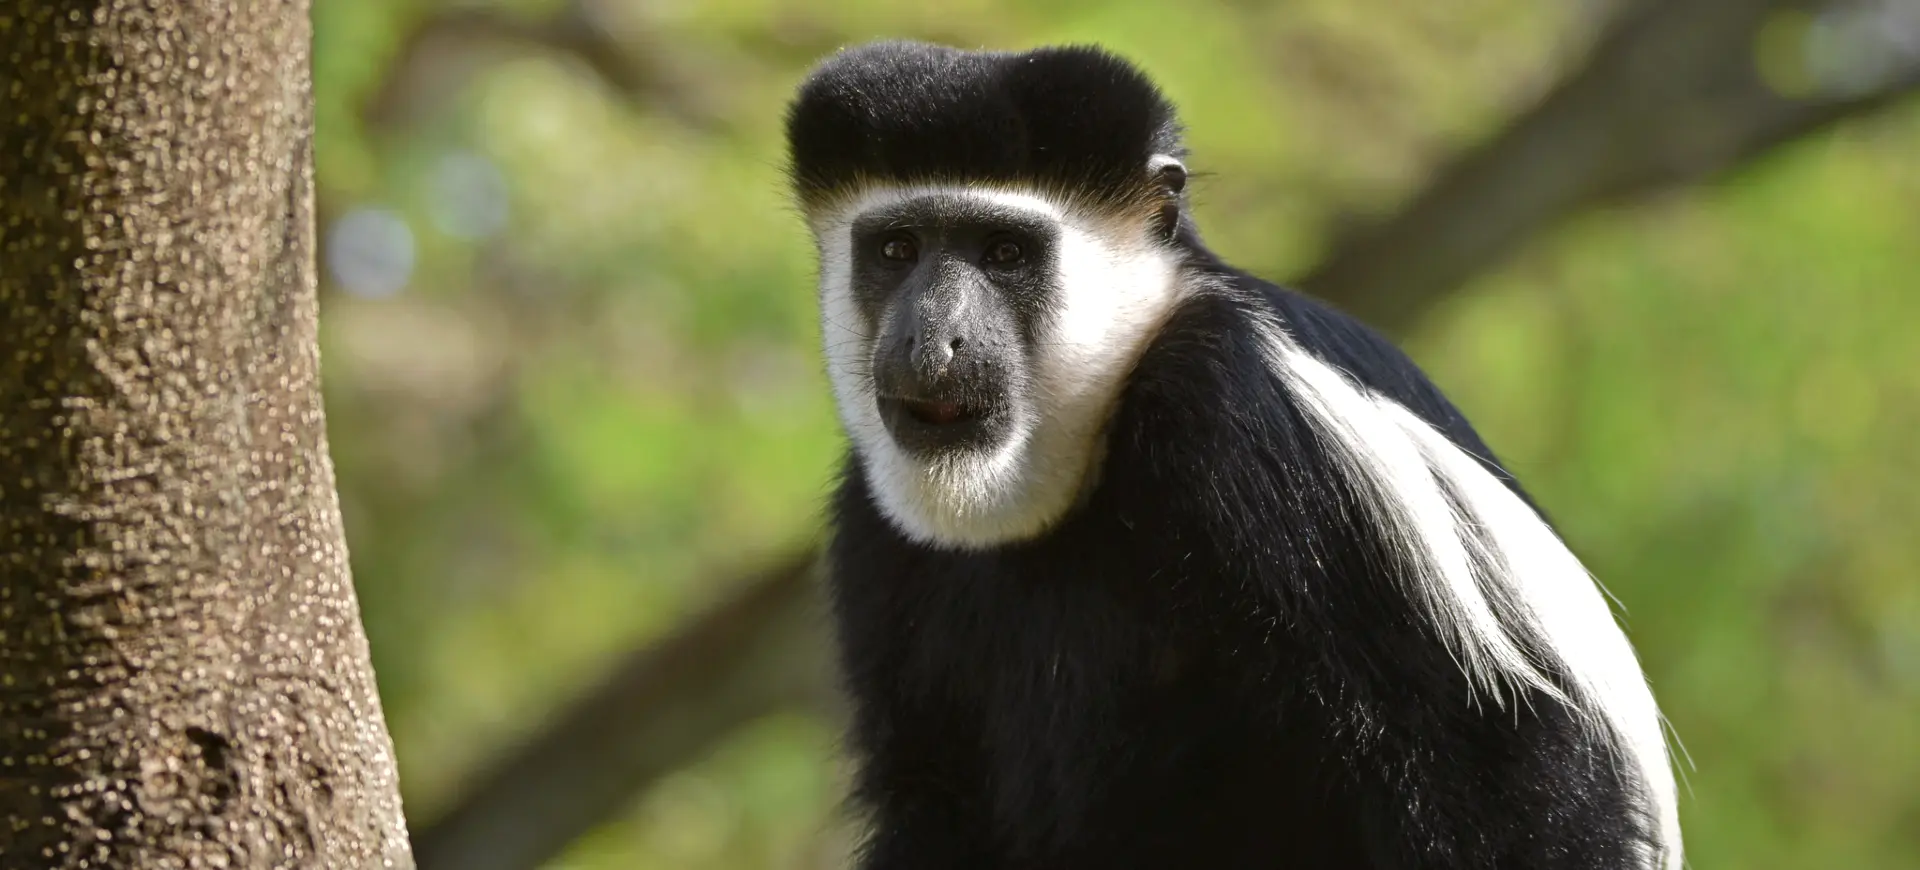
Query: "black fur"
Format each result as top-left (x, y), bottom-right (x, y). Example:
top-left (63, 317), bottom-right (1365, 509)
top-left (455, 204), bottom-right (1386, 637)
top-left (802, 43), bottom-right (1659, 870)
top-left (786, 41), bottom-right (1183, 213)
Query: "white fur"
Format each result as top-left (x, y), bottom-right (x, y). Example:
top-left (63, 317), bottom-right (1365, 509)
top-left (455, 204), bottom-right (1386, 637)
top-left (811, 184), bottom-right (1186, 549)
top-left (1391, 403), bottom-right (1682, 869)
top-left (1253, 319), bottom-right (1682, 869)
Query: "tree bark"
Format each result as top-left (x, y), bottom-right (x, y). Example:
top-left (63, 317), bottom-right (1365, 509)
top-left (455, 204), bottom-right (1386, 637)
top-left (0, 3), bottom-right (414, 867)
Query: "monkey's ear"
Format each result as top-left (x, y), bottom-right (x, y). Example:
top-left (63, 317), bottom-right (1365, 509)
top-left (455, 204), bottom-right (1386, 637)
top-left (1148, 154), bottom-right (1186, 239)
top-left (1149, 154), bottom-right (1187, 195)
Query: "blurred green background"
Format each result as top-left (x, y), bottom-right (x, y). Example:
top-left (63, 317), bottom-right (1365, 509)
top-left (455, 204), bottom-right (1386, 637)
top-left (308, 0), bottom-right (1920, 867)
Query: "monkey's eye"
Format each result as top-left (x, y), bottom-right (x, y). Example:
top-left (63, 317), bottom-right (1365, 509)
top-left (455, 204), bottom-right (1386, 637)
top-left (984, 238), bottom-right (1024, 266)
top-left (879, 235), bottom-right (918, 262)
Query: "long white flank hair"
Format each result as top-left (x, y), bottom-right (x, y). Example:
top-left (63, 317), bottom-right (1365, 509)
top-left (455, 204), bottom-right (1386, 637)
top-left (1253, 313), bottom-right (1683, 869)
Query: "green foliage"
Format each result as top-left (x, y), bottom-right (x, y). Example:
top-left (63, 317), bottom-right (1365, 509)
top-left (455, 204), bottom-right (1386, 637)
top-left (311, 0), bottom-right (1920, 866)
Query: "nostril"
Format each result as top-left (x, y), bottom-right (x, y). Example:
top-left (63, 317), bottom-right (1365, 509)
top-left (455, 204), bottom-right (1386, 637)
top-left (948, 337), bottom-right (964, 353)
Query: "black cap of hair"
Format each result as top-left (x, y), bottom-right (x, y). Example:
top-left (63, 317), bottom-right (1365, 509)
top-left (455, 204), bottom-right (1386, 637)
top-left (785, 41), bottom-right (1185, 215)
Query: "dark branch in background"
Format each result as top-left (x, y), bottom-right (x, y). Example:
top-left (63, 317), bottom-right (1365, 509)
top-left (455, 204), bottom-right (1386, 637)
top-left (405, 0), bottom-right (1920, 867)
top-left (363, 1), bottom-right (729, 133)
top-left (410, 552), bottom-right (831, 870)
top-left (1298, 0), bottom-right (1920, 336)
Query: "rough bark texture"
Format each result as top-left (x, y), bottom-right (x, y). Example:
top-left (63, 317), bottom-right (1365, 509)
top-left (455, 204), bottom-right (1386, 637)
top-left (0, 3), bottom-right (414, 868)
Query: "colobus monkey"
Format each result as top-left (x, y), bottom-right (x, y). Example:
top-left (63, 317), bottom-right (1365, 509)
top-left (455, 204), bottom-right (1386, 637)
top-left (787, 41), bottom-right (1681, 869)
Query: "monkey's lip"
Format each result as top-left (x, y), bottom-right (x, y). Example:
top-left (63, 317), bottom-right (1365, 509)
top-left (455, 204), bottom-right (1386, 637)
top-left (876, 395), bottom-right (1005, 454)
top-left (897, 398), bottom-right (976, 426)
top-left (878, 395), bottom-right (989, 426)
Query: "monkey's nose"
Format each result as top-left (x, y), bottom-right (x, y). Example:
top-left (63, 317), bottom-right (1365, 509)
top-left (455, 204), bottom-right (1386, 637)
top-left (909, 331), bottom-right (964, 377)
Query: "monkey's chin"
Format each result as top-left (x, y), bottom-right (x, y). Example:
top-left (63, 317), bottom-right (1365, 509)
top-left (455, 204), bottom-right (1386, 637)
top-left (863, 437), bottom-right (1059, 551)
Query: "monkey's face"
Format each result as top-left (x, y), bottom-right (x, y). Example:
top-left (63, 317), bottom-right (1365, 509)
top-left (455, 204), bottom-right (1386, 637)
top-left (850, 194), bottom-right (1044, 459)
top-left (812, 185), bottom-right (1185, 550)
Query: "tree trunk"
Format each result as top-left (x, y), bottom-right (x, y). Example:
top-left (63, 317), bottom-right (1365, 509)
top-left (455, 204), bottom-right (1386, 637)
top-left (0, 2), bottom-right (414, 867)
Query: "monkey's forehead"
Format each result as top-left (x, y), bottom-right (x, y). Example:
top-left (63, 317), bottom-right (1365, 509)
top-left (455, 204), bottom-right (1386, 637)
top-left (784, 41), bottom-right (1183, 214)
top-left (799, 183), bottom-right (1146, 243)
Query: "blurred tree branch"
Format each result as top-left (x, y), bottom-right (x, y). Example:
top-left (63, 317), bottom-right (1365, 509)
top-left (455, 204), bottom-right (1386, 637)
top-left (406, 0), bottom-right (1919, 867)
top-left (363, 1), bottom-right (728, 132)
top-left (410, 552), bottom-right (831, 870)
top-left (1298, 0), bottom-right (1920, 335)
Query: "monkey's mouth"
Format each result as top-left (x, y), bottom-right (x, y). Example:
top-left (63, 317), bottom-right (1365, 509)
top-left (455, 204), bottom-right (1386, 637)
top-left (899, 398), bottom-right (980, 426)
top-left (877, 395), bottom-right (1005, 454)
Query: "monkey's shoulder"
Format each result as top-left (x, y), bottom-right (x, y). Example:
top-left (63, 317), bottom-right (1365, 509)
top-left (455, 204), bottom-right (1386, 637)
top-left (1115, 271), bottom-right (1527, 508)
